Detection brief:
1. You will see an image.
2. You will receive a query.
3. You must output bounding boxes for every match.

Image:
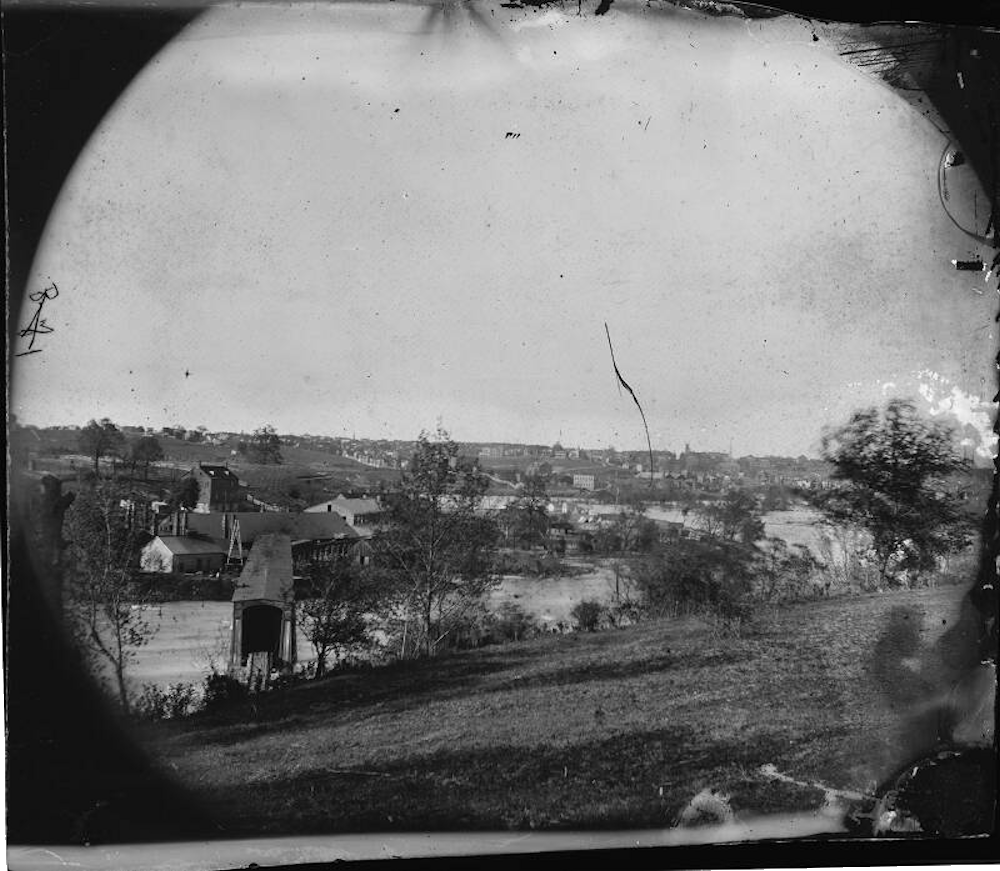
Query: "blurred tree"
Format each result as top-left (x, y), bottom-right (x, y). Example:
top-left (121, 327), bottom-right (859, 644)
top-left (816, 398), bottom-right (971, 587)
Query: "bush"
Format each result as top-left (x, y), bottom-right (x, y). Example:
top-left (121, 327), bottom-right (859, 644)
top-left (202, 671), bottom-right (248, 709)
top-left (435, 607), bottom-right (494, 651)
top-left (632, 539), bottom-right (757, 633)
top-left (133, 682), bottom-right (199, 720)
top-left (608, 598), bottom-right (642, 628)
top-left (491, 601), bottom-right (538, 643)
top-left (571, 599), bottom-right (606, 632)
top-left (432, 601), bottom-right (541, 650)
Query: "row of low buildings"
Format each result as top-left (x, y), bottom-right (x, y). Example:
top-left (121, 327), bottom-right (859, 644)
top-left (139, 463), bottom-right (383, 575)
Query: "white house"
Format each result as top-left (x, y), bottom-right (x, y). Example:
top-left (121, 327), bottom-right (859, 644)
top-left (140, 536), bottom-right (227, 574)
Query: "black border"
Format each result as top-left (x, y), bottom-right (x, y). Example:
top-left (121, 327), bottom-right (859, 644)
top-left (4, 1), bottom-right (999, 866)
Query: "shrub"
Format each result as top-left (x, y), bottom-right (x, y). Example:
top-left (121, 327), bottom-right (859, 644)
top-left (133, 681), bottom-right (199, 720)
top-left (632, 539), bottom-right (757, 632)
top-left (491, 601), bottom-right (538, 643)
top-left (608, 598), bottom-right (642, 628)
top-left (436, 607), bottom-right (494, 651)
top-left (571, 599), bottom-right (605, 632)
top-left (202, 671), bottom-right (248, 709)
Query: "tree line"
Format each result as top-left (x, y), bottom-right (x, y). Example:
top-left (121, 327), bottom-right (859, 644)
top-left (75, 418), bottom-right (285, 479)
top-left (42, 398), bottom-right (980, 712)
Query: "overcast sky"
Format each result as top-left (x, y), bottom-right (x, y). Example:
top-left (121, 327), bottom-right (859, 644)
top-left (11, 2), bottom-right (997, 458)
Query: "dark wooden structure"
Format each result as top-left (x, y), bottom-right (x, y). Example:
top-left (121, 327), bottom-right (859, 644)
top-left (228, 533), bottom-right (296, 689)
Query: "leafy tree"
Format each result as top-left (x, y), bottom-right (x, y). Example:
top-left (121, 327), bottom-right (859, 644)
top-left (247, 424), bottom-right (283, 464)
top-left (761, 484), bottom-right (792, 512)
top-left (633, 538), bottom-right (756, 632)
top-left (297, 554), bottom-right (375, 678)
top-left (571, 599), bottom-right (605, 632)
top-left (696, 488), bottom-right (765, 544)
top-left (677, 488), bottom-right (700, 519)
top-left (63, 481), bottom-right (158, 713)
top-left (633, 517), bottom-right (661, 553)
top-left (165, 475), bottom-right (199, 512)
top-left (129, 435), bottom-right (164, 480)
top-left (374, 428), bottom-right (500, 658)
top-left (593, 494), bottom-right (649, 610)
top-left (756, 536), bottom-right (820, 602)
top-left (78, 418), bottom-right (126, 477)
top-left (816, 398), bottom-right (971, 587)
top-left (511, 471), bottom-right (551, 549)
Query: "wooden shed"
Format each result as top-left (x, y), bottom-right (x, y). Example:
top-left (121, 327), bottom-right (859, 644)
top-left (228, 533), bottom-right (296, 688)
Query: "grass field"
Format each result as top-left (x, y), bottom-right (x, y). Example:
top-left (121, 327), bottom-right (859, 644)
top-left (136, 582), bottom-right (981, 836)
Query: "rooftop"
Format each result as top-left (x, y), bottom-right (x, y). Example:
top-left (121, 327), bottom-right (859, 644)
top-left (185, 511), bottom-right (360, 545)
top-left (232, 533), bottom-right (293, 603)
top-left (153, 536), bottom-right (226, 556)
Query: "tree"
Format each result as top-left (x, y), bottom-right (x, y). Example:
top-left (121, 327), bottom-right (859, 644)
top-left (677, 487), bottom-right (700, 519)
top-left (511, 471), bottom-right (551, 549)
top-left (593, 493), bottom-right (649, 612)
top-left (247, 424), bottom-right (283, 464)
top-left (374, 429), bottom-right (500, 658)
top-left (62, 482), bottom-right (157, 713)
top-left (571, 599), bottom-right (605, 632)
top-left (633, 537), bottom-right (756, 632)
top-left (696, 488), bottom-right (765, 544)
top-left (165, 475), bottom-right (199, 512)
top-left (816, 398), bottom-right (971, 587)
top-left (297, 554), bottom-right (375, 678)
top-left (78, 418), bottom-right (126, 477)
top-left (129, 436), bottom-right (164, 480)
top-left (761, 483), bottom-right (792, 512)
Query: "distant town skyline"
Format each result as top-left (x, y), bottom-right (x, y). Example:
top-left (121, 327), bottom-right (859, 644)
top-left (11, 4), bottom-right (996, 463)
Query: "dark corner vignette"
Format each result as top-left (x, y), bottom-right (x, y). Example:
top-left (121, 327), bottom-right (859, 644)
top-left (4, 0), bottom-right (998, 866)
top-left (5, 2), bottom-right (217, 846)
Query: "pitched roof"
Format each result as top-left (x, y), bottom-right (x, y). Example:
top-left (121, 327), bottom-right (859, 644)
top-left (185, 511), bottom-right (359, 546)
top-left (153, 536), bottom-right (226, 556)
top-left (233, 533), bottom-right (293, 603)
top-left (305, 497), bottom-right (381, 516)
top-left (197, 464), bottom-right (240, 482)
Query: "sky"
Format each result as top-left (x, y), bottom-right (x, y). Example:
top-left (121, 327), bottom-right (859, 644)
top-left (11, 1), bottom-right (997, 459)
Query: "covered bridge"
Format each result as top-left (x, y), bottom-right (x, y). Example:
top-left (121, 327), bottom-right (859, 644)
top-left (228, 533), bottom-right (297, 688)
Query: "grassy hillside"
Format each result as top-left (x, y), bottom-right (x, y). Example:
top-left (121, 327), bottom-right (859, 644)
top-left (139, 583), bottom-right (979, 835)
top-left (24, 432), bottom-right (400, 502)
